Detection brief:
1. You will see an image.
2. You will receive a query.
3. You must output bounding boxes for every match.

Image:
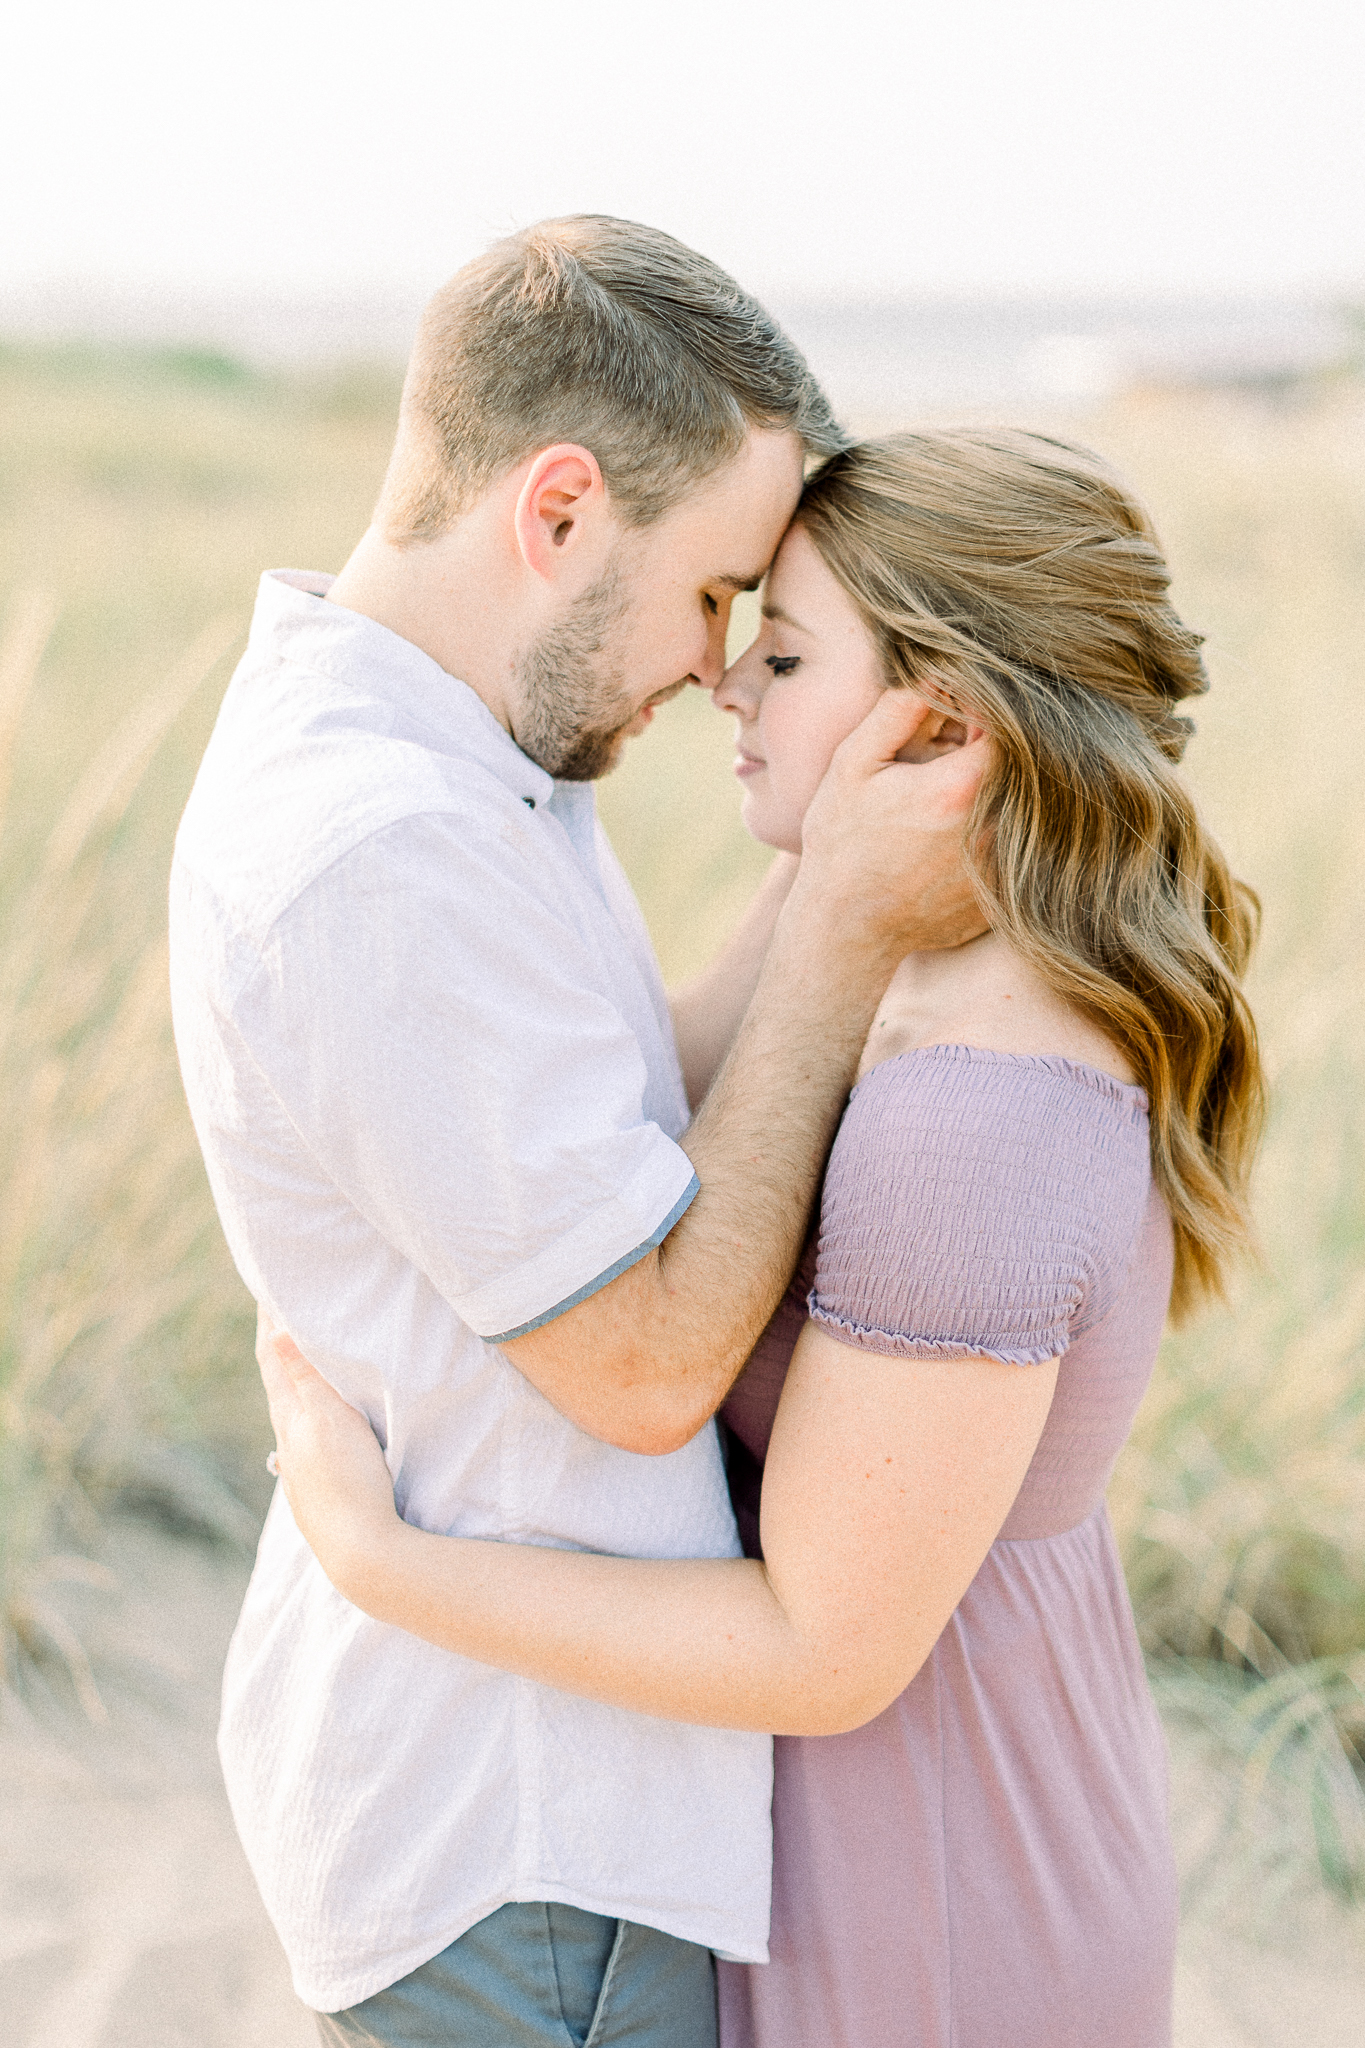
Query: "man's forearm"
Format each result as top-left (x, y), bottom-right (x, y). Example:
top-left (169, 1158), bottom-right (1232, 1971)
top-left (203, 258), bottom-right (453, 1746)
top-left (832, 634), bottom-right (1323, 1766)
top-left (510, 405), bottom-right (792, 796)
top-left (503, 873), bottom-right (903, 1452)
top-left (665, 875), bottom-right (905, 1394)
top-left (669, 853), bottom-right (798, 1110)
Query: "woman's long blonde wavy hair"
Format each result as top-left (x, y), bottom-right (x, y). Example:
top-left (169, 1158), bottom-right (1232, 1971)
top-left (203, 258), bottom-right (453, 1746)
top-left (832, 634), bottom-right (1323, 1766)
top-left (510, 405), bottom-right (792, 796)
top-left (798, 431), bottom-right (1264, 1321)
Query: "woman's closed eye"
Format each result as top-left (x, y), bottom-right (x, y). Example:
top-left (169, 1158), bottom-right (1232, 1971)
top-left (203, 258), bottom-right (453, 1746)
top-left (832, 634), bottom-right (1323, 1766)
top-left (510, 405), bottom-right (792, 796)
top-left (765, 655), bottom-right (800, 677)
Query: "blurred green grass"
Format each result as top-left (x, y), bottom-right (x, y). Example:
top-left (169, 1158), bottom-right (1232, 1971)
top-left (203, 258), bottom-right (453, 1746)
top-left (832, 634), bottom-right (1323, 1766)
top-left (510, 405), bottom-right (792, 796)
top-left (1, 342), bottom-right (1363, 1889)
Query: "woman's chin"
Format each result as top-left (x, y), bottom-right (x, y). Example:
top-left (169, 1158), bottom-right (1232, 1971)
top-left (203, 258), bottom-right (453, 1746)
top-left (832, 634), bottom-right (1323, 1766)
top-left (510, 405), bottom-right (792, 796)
top-left (739, 792), bottom-right (803, 856)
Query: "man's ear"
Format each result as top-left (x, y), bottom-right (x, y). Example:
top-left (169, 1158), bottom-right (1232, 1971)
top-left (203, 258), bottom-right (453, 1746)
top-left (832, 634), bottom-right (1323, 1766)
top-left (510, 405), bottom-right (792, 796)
top-left (513, 444), bottom-right (607, 580)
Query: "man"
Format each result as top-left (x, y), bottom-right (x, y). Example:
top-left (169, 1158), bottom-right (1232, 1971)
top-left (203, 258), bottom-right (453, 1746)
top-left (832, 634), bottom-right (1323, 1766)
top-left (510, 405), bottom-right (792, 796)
top-left (170, 216), bottom-right (978, 2046)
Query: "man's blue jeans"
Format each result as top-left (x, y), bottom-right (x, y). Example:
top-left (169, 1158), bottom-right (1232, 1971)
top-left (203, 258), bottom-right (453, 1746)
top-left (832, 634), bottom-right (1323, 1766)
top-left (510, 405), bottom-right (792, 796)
top-left (313, 1902), bottom-right (718, 2047)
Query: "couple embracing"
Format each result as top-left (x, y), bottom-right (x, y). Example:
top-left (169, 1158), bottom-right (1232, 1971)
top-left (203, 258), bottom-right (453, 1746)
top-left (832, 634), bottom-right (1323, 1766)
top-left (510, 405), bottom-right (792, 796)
top-left (170, 216), bottom-right (1263, 2048)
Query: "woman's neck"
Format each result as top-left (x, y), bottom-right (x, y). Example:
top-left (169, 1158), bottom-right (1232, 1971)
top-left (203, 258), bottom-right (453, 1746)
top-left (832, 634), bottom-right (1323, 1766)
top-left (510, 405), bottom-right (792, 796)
top-left (856, 931), bottom-right (1137, 1087)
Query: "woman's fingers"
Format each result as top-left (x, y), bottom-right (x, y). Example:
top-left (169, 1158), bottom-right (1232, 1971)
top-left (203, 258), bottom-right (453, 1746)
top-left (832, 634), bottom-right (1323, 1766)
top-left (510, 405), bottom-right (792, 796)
top-left (254, 1311), bottom-right (323, 1468)
top-left (255, 1300), bottom-right (277, 1370)
top-left (259, 1314), bottom-right (309, 1379)
top-left (256, 1320), bottom-right (291, 1406)
top-left (255, 1316), bottom-right (380, 1461)
top-left (246, 1320), bottom-right (403, 1597)
top-left (256, 1344), bottom-right (298, 1461)
top-left (257, 1308), bottom-right (326, 1401)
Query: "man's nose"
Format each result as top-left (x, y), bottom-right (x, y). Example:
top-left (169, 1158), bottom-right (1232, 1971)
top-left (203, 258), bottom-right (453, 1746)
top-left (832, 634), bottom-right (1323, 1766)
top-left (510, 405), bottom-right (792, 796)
top-left (694, 620), bottom-right (731, 691)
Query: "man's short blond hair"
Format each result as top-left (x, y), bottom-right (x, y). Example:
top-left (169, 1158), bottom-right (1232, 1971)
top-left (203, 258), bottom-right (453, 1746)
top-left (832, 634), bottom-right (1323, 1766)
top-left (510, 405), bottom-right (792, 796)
top-left (377, 215), bottom-right (846, 541)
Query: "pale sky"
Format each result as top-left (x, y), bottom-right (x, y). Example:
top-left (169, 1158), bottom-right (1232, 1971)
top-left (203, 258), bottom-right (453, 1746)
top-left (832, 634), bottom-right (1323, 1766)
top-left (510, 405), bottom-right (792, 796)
top-left (4, 0), bottom-right (1363, 301)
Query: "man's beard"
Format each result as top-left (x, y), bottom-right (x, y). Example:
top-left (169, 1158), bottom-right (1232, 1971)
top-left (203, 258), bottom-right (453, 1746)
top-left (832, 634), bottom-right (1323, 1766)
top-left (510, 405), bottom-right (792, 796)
top-left (514, 560), bottom-right (638, 782)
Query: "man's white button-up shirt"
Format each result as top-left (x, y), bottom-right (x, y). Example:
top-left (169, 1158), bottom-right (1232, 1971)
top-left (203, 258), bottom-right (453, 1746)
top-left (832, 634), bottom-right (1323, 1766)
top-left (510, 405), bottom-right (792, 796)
top-left (169, 572), bottom-right (773, 2013)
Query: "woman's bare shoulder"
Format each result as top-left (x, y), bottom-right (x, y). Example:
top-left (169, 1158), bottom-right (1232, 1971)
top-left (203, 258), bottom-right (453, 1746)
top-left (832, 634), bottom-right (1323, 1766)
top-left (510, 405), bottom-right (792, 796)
top-left (857, 933), bottom-right (1136, 1088)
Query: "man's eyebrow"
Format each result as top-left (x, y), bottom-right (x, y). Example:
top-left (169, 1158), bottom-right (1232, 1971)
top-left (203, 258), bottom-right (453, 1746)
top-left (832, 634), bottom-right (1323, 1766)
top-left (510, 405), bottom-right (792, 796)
top-left (761, 602), bottom-right (810, 633)
top-left (715, 572), bottom-right (765, 593)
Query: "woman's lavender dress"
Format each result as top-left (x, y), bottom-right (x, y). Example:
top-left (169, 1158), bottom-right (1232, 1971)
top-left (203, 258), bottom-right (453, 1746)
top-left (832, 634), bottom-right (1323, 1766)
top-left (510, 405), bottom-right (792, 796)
top-left (718, 1046), bottom-right (1177, 2048)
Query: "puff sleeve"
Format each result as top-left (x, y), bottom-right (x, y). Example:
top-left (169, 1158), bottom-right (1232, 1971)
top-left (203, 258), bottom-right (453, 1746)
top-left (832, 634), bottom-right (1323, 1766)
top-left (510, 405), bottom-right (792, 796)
top-left (808, 1046), bottom-right (1153, 1367)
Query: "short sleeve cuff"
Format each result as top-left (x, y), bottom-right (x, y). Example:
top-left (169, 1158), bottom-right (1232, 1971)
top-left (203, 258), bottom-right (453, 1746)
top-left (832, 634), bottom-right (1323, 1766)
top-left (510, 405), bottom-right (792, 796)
top-left (455, 1138), bottom-right (700, 1344)
top-left (807, 1297), bottom-right (1069, 1367)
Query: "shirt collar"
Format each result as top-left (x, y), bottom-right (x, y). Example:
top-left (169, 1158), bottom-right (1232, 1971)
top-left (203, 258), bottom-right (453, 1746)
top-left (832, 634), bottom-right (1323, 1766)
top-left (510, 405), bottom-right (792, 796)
top-left (250, 569), bottom-right (555, 808)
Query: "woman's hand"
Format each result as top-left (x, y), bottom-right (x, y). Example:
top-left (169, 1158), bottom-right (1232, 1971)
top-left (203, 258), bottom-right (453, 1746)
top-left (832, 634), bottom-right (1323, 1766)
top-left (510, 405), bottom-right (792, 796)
top-left (256, 1310), bottom-right (403, 1606)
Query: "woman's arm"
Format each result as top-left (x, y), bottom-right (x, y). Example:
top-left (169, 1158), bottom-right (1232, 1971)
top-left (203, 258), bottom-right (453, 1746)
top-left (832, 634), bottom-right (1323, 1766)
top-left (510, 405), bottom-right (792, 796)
top-left (668, 853), bottom-right (798, 1110)
top-left (260, 1316), bottom-right (1056, 1738)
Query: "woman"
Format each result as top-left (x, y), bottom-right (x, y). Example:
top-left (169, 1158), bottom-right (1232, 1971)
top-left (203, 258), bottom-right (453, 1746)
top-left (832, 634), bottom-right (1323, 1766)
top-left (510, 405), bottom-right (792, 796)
top-left (259, 430), bottom-right (1264, 2047)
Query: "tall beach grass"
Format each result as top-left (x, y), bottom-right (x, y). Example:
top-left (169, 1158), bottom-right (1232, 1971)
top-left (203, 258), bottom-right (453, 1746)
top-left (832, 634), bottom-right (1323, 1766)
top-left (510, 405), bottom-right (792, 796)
top-left (1, 343), bottom-right (1362, 1893)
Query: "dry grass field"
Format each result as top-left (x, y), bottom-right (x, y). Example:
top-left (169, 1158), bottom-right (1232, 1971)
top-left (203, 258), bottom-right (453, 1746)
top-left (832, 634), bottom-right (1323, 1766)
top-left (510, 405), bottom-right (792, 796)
top-left (1, 339), bottom-right (1363, 1976)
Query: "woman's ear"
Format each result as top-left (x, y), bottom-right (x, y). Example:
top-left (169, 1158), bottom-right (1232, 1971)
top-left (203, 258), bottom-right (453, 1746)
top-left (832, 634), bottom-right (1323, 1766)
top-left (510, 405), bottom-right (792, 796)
top-left (932, 713), bottom-right (969, 751)
top-left (894, 700), bottom-right (986, 764)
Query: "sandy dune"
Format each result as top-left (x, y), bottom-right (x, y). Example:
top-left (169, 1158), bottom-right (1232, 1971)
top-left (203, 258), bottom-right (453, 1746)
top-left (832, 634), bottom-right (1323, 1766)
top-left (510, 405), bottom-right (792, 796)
top-left (3, 1523), bottom-right (1363, 2047)
top-left (2, 1527), bottom-right (312, 2048)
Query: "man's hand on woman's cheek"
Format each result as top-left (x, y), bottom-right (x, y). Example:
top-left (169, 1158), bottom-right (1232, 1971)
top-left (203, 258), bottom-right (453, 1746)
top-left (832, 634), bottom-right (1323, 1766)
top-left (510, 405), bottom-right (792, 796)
top-left (798, 690), bottom-right (991, 953)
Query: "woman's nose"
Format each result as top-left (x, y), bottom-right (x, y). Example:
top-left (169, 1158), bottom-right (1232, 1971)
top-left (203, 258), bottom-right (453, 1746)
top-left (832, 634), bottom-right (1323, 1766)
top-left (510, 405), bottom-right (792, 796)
top-left (713, 646), bottom-right (764, 717)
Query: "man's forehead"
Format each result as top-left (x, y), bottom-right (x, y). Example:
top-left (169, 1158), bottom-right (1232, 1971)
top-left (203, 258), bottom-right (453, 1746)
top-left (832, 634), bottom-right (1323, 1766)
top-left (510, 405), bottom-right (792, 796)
top-left (678, 428), bottom-right (802, 545)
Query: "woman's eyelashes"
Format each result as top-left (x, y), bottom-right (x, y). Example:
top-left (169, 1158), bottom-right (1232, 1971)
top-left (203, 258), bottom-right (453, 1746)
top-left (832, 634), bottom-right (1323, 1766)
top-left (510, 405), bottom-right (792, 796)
top-left (765, 655), bottom-right (800, 677)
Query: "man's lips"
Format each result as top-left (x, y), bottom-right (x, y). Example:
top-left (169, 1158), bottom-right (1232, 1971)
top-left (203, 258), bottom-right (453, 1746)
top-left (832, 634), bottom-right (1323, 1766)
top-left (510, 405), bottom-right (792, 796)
top-left (625, 680), bottom-right (692, 737)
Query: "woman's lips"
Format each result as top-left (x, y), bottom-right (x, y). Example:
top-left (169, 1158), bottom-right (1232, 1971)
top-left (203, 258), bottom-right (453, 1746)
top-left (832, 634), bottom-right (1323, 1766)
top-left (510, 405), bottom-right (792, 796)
top-left (734, 752), bottom-right (766, 779)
